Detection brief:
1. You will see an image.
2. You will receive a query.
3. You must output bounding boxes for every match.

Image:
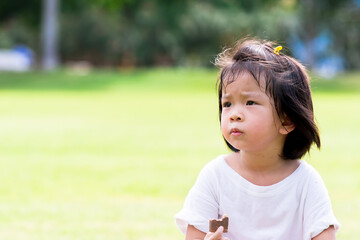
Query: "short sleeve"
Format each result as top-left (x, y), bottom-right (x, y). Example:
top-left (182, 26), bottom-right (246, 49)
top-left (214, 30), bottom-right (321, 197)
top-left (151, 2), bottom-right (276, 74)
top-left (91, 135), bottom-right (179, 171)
top-left (303, 169), bottom-right (340, 239)
top-left (174, 163), bottom-right (220, 234)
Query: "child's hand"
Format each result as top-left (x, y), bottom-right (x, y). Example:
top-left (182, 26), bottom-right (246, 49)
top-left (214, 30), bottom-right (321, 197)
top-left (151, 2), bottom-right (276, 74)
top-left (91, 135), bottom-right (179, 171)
top-left (204, 226), bottom-right (230, 240)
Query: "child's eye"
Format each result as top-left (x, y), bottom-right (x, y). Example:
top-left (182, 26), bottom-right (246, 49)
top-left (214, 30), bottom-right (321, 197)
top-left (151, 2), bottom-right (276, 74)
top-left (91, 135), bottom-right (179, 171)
top-left (223, 102), bottom-right (232, 108)
top-left (246, 101), bottom-right (256, 105)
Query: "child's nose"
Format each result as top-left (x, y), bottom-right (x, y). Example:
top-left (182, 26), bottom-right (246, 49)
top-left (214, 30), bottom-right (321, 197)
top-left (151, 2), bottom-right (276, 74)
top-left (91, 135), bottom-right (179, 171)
top-left (230, 108), bottom-right (243, 121)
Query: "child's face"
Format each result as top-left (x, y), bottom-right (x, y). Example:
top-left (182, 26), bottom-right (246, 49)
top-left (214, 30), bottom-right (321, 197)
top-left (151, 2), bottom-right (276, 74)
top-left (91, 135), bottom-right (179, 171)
top-left (220, 71), bottom-right (287, 154)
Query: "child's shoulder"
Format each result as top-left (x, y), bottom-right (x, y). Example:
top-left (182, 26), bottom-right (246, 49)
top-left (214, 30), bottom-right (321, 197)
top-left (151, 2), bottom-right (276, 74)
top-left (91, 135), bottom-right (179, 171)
top-left (299, 161), bottom-right (323, 178)
top-left (201, 155), bottom-right (227, 171)
top-left (301, 161), bottom-right (329, 186)
top-left (291, 160), bottom-right (328, 192)
top-left (197, 155), bottom-right (228, 178)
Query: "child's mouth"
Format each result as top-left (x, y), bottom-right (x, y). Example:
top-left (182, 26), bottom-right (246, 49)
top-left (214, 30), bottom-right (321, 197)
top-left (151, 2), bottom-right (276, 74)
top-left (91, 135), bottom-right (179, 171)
top-left (230, 128), bottom-right (243, 136)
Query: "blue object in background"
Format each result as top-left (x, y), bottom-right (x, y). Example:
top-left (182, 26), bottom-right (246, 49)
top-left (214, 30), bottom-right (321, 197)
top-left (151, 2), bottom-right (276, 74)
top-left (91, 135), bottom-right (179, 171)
top-left (289, 30), bottom-right (345, 78)
top-left (0, 45), bottom-right (34, 72)
top-left (13, 45), bottom-right (34, 65)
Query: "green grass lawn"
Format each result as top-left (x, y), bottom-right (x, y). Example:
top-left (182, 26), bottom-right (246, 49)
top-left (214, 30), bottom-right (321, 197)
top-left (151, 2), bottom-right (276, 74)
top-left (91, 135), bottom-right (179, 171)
top-left (0, 69), bottom-right (359, 239)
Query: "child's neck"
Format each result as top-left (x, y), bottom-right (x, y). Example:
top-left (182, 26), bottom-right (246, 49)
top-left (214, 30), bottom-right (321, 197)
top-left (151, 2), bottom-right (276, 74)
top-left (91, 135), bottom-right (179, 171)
top-left (227, 151), bottom-right (300, 186)
top-left (238, 151), bottom-right (285, 173)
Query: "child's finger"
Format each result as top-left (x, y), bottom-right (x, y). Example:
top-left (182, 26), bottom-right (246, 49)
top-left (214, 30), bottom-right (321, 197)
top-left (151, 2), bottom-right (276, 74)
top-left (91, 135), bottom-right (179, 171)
top-left (211, 226), bottom-right (224, 239)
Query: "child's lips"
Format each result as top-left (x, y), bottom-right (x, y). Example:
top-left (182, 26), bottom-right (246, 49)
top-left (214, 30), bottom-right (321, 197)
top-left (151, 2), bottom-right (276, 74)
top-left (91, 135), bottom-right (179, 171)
top-left (230, 128), bottom-right (243, 136)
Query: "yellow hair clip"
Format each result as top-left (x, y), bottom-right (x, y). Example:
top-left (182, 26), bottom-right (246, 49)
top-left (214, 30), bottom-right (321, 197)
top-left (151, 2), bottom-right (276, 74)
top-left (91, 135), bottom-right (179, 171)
top-left (273, 46), bottom-right (282, 55)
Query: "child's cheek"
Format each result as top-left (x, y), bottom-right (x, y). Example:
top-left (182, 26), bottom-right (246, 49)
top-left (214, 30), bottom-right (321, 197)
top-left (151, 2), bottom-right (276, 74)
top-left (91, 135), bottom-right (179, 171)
top-left (220, 116), bottom-right (230, 137)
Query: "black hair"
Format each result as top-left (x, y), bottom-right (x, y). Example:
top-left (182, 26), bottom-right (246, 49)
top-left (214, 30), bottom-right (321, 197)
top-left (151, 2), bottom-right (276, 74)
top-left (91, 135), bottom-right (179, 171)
top-left (215, 38), bottom-right (321, 160)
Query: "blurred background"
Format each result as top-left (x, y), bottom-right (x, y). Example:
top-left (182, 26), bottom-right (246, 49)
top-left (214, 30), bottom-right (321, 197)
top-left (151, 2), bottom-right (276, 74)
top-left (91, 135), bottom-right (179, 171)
top-left (0, 0), bottom-right (359, 239)
top-left (0, 0), bottom-right (359, 71)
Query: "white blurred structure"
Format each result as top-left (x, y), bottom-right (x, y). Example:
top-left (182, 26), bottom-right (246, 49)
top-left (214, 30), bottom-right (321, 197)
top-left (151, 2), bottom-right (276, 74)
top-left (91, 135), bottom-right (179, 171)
top-left (41, 0), bottom-right (59, 70)
top-left (0, 47), bottom-right (33, 72)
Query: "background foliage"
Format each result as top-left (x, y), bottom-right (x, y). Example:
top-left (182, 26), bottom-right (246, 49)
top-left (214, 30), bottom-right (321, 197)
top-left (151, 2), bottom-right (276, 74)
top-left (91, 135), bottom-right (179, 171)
top-left (0, 0), bottom-right (359, 69)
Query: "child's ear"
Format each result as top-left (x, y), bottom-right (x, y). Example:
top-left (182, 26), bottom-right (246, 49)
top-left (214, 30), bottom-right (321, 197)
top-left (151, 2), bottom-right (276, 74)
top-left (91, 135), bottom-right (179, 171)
top-left (279, 117), bottom-right (295, 135)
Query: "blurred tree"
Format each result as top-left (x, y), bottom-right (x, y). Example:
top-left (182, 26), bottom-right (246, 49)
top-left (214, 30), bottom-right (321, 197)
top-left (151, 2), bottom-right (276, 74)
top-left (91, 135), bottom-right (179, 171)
top-left (329, 0), bottom-right (360, 69)
top-left (0, 0), bottom-right (41, 26)
top-left (41, 0), bottom-right (59, 70)
top-left (120, 0), bottom-right (190, 65)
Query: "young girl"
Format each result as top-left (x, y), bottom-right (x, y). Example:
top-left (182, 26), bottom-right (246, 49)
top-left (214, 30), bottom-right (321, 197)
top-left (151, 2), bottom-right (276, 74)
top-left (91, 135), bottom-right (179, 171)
top-left (175, 39), bottom-right (340, 240)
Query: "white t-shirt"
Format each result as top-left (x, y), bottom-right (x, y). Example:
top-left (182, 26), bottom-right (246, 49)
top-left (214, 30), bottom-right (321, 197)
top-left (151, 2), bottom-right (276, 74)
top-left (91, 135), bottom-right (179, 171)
top-left (175, 155), bottom-right (340, 240)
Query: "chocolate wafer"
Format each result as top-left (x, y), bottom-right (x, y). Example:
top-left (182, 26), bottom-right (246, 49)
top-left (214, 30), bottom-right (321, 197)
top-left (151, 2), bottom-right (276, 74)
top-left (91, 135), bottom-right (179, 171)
top-left (209, 214), bottom-right (229, 233)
